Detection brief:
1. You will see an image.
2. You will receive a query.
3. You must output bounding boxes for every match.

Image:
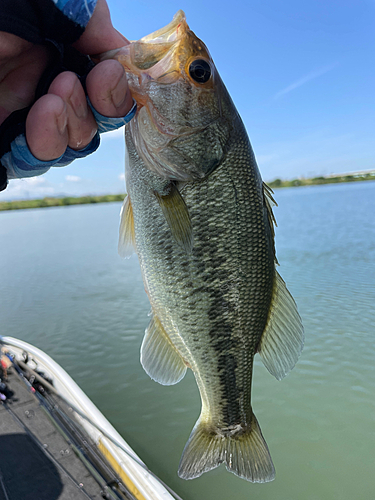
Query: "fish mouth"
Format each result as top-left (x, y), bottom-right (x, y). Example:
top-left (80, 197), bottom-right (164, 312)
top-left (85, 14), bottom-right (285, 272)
top-left (130, 10), bottom-right (189, 84)
top-left (99, 10), bottom-right (212, 93)
top-left (110, 11), bottom-right (188, 74)
top-left (96, 11), bottom-right (191, 108)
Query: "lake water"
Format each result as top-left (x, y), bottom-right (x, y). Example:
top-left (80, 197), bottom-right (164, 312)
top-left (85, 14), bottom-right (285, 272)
top-left (1, 181), bottom-right (375, 500)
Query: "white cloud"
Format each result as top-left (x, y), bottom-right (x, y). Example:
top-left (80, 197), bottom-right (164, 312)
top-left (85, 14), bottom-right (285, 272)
top-left (274, 62), bottom-right (339, 99)
top-left (118, 173), bottom-right (125, 181)
top-left (65, 175), bottom-right (81, 182)
top-left (22, 176), bottom-right (46, 186)
top-left (2, 177), bottom-right (56, 200)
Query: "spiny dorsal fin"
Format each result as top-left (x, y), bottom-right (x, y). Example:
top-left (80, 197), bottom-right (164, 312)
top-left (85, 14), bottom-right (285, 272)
top-left (258, 270), bottom-right (304, 380)
top-left (263, 182), bottom-right (278, 265)
top-left (141, 313), bottom-right (187, 386)
top-left (118, 195), bottom-right (136, 258)
top-left (263, 183), bottom-right (277, 230)
top-left (154, 183), bottom-right (193, 252)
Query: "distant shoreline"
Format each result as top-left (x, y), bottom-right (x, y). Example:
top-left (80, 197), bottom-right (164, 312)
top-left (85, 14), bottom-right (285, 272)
top-left (267, 171), bottom-right (375, 189)
top-left (0, 194), bottom-right (126, 212)
top-left (1, 171), bottom-right (375, 211)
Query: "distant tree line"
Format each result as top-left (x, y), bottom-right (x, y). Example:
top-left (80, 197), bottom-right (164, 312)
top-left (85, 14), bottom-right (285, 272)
top-left (268, 172), bottom-right (375, 189)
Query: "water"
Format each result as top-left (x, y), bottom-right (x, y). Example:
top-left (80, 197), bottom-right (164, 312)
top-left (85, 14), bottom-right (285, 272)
top-left (1, 181), bottom-right (375, 500)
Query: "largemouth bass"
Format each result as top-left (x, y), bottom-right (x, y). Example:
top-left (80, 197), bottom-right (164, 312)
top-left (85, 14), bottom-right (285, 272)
top-left (104, 11), bottom-right (304, 482)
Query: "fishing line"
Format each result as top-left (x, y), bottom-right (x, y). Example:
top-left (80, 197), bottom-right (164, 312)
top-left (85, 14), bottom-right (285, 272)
top-left (0, 470), bottom-right (11, 500)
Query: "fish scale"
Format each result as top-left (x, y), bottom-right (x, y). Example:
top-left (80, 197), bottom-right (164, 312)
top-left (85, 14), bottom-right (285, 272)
top-left (111, 10), bottom-right (304, 483)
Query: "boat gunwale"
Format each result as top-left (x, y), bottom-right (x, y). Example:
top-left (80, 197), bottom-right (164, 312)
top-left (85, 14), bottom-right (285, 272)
top-left (0, 335), bottom-right (177, 500)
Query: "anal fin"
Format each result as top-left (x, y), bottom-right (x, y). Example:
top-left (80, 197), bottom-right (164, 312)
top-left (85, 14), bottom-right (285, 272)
top-left (141, 313), bottom-right (187, 385)
top-left (258, 270), bottom-right (304, 380)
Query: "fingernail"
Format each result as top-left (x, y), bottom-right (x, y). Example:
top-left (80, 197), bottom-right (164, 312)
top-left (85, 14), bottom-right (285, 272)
top-left (57, 106), bottom-right (68, 135)
top-left (70, 81), bottom-right (88, 119)
top-left (111, 72), bottom-right (127, 109)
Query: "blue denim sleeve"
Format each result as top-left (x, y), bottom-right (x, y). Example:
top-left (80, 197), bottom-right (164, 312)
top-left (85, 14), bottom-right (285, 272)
top-left (52, 0), bottom-right (98, 28)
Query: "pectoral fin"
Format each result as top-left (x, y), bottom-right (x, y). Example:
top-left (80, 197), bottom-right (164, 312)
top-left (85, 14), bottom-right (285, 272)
top-left (141, 313), bottom-right (187, 385)
top-left (258, 271), bottom-right (304, 380)
top-left (154, 183), bottom-right (193, 252)
top-left (118, 195), bottom-right (136, 258)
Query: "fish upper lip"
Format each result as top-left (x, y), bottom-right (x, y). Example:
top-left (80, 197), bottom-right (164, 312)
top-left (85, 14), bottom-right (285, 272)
top-left (138, 10), bottom-right (187, 44)
top-left (128, 11), bottom-right (189, 77)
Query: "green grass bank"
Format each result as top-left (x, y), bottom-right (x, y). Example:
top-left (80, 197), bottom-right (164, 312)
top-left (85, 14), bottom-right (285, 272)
top-left (267, 171), bottom-right (375, 189)
top-left (0, 194), bottom-right (125, 211)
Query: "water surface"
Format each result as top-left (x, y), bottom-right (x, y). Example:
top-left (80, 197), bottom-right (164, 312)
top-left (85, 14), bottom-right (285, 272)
top-left (1, 181), bottom-right (374, 500)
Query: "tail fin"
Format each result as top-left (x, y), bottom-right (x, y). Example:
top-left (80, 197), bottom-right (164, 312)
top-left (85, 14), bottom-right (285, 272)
top-left (178, 413), bottom-right (275, 483)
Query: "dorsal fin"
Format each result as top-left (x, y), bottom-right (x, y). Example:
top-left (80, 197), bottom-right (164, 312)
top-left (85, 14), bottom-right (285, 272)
top-left (118, 195), bottom-right (136, 258)
top-left (263, 182), bottom-right (278, 265)
top-left (258, 270), bottom-right (304, 380)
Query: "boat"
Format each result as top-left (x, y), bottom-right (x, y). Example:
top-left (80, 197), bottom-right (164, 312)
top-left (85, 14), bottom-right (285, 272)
top-left (0, 336), bottom-right (183, 500)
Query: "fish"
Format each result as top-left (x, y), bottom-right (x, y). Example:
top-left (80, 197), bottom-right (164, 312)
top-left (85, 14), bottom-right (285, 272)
top-left (102, 10), bottom-right (304, 482)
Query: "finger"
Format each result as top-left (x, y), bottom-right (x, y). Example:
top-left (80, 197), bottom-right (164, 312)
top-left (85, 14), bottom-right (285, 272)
top-left (0, 31), bottom-right (32, 61)
top-left (26, 94), bottom-right (69, 161)
top-left (85, 59), bottom-right (133, 118)
top-left (48, 71), bottom-right (98, 151)
top-left (73, 0), bottom-right (129, 55)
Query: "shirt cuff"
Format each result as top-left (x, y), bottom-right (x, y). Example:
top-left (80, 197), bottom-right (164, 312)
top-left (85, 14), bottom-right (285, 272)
top-left (87, 98), bottom-right (137, 133)
top-left (3, 132), bottom-right (100, 180)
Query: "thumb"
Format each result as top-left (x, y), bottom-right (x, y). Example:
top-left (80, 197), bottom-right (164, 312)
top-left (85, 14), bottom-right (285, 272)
top-left (73, 0), bottom-right (129, 56)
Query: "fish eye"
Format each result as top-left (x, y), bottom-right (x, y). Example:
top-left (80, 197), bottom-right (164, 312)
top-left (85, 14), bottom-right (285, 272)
top-left (188, 59), bottom-right (211, 84)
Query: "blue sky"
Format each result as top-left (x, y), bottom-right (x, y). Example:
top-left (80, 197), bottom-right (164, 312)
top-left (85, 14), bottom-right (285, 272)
top-left (2, 0), bottom-right (374, 200)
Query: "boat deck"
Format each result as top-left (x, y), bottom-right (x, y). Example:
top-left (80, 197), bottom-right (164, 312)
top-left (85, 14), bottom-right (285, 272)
top-left (0, 366), bottom-right (114, 500)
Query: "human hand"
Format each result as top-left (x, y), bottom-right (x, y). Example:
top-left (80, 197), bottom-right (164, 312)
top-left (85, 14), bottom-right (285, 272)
top-left (0, 0), bottom-right (133, 163)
